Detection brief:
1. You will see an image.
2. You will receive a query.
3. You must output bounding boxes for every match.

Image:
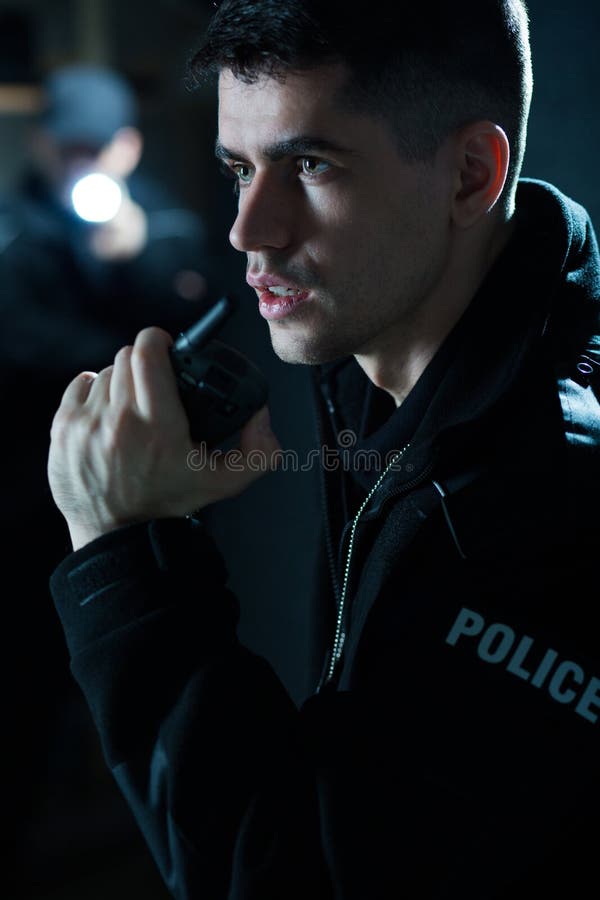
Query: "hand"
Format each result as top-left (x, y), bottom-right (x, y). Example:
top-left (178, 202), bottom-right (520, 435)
top-left (48, 327), bottom-right (281, 551)
top-left (88, 190), bottom-right (148, 261)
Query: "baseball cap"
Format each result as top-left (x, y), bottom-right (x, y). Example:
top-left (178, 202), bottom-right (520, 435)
top-left (41, 64), bottom-right (138, 148)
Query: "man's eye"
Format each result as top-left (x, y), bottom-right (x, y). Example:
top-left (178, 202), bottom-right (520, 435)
top-left (300, 157), bottom-right (330, 177)
top-left (218, 160), bottom-right (250, 197)
top-left (233, 164), bottom-right (254, 184)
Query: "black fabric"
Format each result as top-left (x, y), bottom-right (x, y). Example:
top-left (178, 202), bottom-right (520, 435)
top-left (48, 178), bottom-right (600, 899)
top-left (337, 324), bottom-right (469, 524)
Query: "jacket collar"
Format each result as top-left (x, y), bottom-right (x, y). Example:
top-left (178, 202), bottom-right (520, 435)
top-left (312, 178), bottom-right (600, 495)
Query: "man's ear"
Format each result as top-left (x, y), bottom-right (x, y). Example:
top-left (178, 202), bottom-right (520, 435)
top-left (451, 121), bottom-right (510, 227)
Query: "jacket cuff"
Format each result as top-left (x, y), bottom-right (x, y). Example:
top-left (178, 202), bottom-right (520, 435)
top-left (49, 516), bottom-right (235, 657)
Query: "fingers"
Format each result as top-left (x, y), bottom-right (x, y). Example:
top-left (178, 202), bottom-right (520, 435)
top-left (59, 370), bottom-right (98, 409)
top-left (55, 328), bottom-right (177, 426)
top-left (130, 327), bottom-right (178, 421)
top-left (109, 345), bottom-right (136, 408)
top-left (210, 405), bottom-right (281, 495)
top-left (84, 365), bottom-right (113, 411)
top-left (238, 405), bottom-right (280, 459)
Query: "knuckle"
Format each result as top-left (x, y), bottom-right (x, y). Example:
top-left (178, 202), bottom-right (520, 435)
top-left (134, 326), bottom-right (172, 356)
top-left (136, 326), bottom-right (160, 345)
top-left (83, 415), bottom-right (102, 439)
top-left (50, 405), bottom-right (77, 438)
top-left (104, 405), bottom-right (134, 437)
top-left (101, 408), bottom-right (130, 445)
top-left (74, 371), bottom-right (95, 385)
top-left (114, 344), bottom-right (133, 362)
top-left (131, 341), bottom-right (154, 368)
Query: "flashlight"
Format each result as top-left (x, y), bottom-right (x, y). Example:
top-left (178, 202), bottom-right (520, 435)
top-left (71, 173), bottom-right (123, 223)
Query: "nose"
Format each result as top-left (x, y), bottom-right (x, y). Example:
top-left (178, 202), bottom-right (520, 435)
top-left (229, 172), bottom-right (294, 253)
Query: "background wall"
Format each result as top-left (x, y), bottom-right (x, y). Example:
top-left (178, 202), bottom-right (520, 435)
top-left (522, 0), bottom-right (600, 228)
top-left (1, 1), bottom-right (598, 898)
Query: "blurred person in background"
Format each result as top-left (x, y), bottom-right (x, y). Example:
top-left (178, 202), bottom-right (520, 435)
top-left (1, 63), bottom-right (213, 896)
top-left (1, 62), bottom-right (213, 369)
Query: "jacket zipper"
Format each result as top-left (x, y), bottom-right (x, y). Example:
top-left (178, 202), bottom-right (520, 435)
top-left (322, 442), bottom-right (414, 686)
top-left (317, 458), bottom-right (435, 692)
top-left (315, 373), bottom-right (435, 691)
top-left (314, 379), bottom-right (341, 606)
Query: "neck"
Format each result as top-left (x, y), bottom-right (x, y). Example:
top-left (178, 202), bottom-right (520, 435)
top-left (354, 216), bottom-right (517, 407)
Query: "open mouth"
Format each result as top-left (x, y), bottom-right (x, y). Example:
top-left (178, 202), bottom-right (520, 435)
top-left (263, 286), bottom-right (305, 296)
top-left (258, 285), bottom-right (311, 320)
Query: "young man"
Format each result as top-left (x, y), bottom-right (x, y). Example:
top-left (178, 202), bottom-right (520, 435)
top-left (47, 2), bottom-right (599, 898)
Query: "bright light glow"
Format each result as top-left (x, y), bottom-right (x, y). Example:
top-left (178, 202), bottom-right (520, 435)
top-left (71, 174), bottom-right (123, 223)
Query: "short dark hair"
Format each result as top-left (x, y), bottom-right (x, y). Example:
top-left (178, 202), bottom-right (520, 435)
top-left (188, 1), bottom-right (533, 217)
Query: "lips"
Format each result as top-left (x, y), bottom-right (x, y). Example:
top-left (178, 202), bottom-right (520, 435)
top-left (247, 272), bottom-right (312, 320)
top-left (247, 273), bottom-right (305, 292)
top-left (257, 289), bottom-right (310, 321)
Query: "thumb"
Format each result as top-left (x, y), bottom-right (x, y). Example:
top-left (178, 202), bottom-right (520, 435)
top-left (239, 404), bottom-right (281, 463)
top-left (205, 405), bottom-right (281, 500)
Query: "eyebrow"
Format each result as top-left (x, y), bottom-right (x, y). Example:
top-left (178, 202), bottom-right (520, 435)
top-left (214, 135), bottom-right (357, 163)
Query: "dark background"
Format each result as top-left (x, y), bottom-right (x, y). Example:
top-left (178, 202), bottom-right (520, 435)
top-left (1, 1), bottom-right (598, 897)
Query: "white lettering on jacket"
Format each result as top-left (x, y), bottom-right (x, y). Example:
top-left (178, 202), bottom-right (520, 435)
top-left (446, 607), bottom-right (600, 725)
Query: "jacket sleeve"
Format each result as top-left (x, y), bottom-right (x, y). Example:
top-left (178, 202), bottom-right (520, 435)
top-left (49, 516), bottom-right (332, 900)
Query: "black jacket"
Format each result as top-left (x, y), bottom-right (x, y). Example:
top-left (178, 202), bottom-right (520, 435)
top-left (50, 179), bottom-right (600, 899)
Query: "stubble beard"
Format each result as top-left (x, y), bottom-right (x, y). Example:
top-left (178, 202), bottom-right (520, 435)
top-left (265, 295), bottom-right (389, 367)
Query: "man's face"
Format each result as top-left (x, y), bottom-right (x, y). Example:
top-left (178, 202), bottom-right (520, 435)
top-left (32, 134), bottom-right (103, 202)
top-left (33, 128), bottom-right (142, 209)
top-left (218, 65), bottom-right (453, 365)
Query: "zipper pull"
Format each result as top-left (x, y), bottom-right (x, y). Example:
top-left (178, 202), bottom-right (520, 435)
top-left (320, 379), bottom-right (344, 438)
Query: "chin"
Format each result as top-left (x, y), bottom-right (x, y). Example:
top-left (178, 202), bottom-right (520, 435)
top-left (269, 332), bottom-right (348, 367)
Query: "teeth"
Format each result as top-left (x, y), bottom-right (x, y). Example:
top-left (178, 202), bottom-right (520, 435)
top-left (267, 286), bottom-right (300, 296)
